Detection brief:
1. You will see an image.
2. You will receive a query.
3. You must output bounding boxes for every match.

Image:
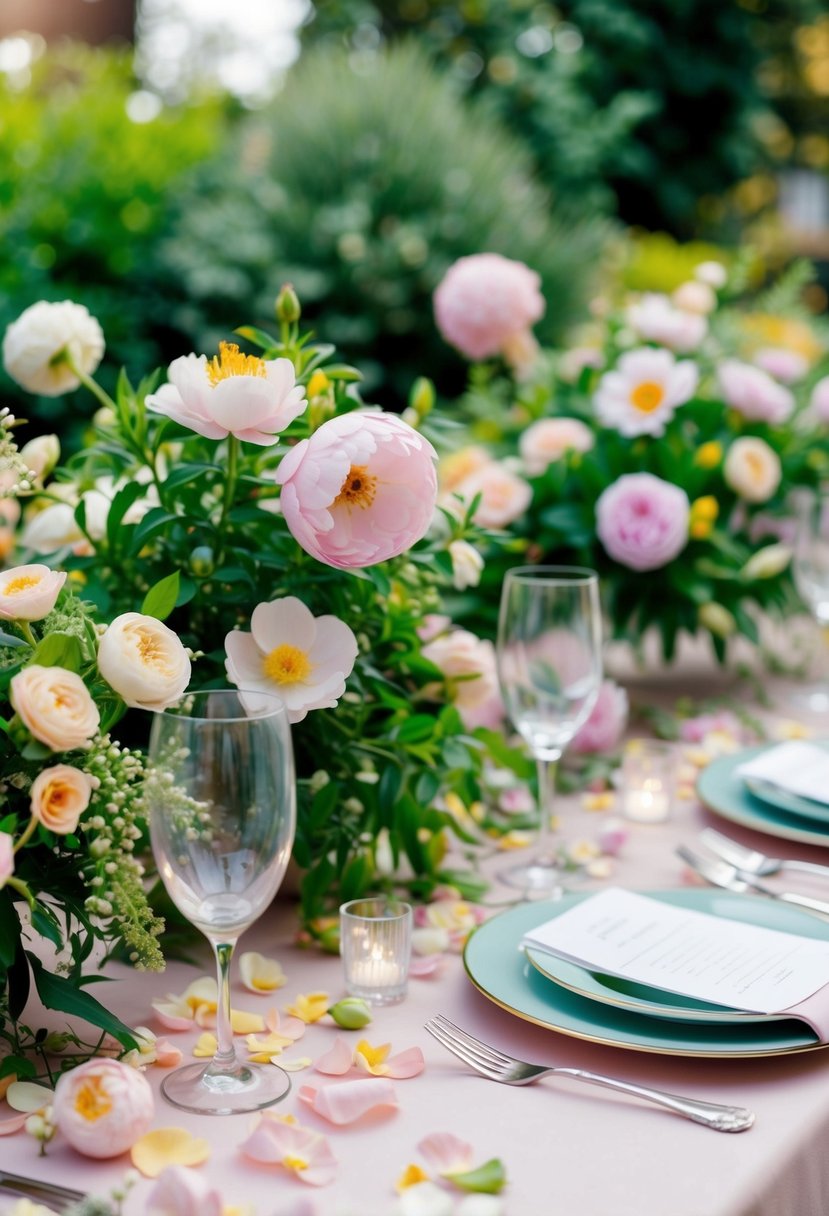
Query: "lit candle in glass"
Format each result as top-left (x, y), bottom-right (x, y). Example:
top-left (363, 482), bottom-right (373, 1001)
top-left (621, 740), bottom-right (676, 823)
top-left (340, 897), bottom-right (413, 1005)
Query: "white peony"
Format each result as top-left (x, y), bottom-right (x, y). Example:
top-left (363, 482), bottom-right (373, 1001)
top-left (98, 613), bottom-right (191, 711)
top-left (3, 301), bottom-right (104, 396)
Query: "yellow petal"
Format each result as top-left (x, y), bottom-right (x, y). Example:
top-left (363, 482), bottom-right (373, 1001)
top-left (193, 1033), bottom-right (218, 1058)
top-left (131, 1127), bottom-right (211, 1178)
top-left (245, 1032), bottom-right (293, 1058)
top-left (183, 977), bottom-right (218, 1008)
top-left (229, 1009), bottom-right (266, 1035)
top-left (354, 1039), bottom-right (391, 1073)
top-left (397, 1163), bottom-right (430, 1192)
top-left (285, 992), bottom-right (330, 1024)
top-left (6, 1082), bottom-right (54, 1113)
top-left (239, 951), bottom-right (287, 994)
top-left (277, 1056), bottom-right (312, 1072)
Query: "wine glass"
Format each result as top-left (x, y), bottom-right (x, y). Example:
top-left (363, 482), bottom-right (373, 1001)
top-left (145, 689), bottom-right (296, 1115)
top-left (496, 566), bottom-right (602, 896)
top-left (793, 490), bottom-right (829, 712)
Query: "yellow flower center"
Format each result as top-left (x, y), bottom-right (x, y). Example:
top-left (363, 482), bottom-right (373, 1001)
top-left (283, 1154), bottom-right (309, 1172)
top-left (262, 643), bottom-right (312, 685)
top-left (206, 341), bottom-right (267, 386)
top-left (307, 370), bottom-right (330, 397)
top-left (629, 381), bottom-right (666, 413)
top-left (745, 452), bottom-right (765, 478)
top-left (73, 1076), bottom-right (112, 1122)
top-left (4, 575), bottom-right (40, 595)
top-left (356, 1039), bottom-right (390, 1069)
top-left (334, 464), bottom-right (377, 510)
top-left (135, 627), bottom-right (174, 673)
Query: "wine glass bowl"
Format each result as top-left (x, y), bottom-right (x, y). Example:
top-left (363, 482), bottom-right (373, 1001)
top-left (146, 689), bottom-right (296, 1114)
top-left (496, 567), bottom-right (602, 895)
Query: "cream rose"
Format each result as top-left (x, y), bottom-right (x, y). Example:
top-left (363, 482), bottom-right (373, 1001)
top-left (98, 612), bottom-right (191, 711)
top-left (11, 665), bottom-right (100, 752)
top-left (3, 300), bottom-right (104, 397)
top-left (30, 764), bottom-right (95, 835)
top-left (19, 434), bottom-right (60, 481)
top-left (520, 417), bottom-right (594, 476)
top-left (451, 462), bottom-right (532, 529)
top-left (0, 831), bottom-right (13, 890)
top-left (0, 564), bottom-right (66, 621)
top-left (724, 437), bottom-right (781, 504)
top-left (448, 539), bottom-right (484, 591)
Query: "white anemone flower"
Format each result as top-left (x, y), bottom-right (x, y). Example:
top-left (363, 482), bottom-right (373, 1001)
top-left (225, 596), bottom-right (359, 724)
top-left (594, 347), bottom-right (699, 437)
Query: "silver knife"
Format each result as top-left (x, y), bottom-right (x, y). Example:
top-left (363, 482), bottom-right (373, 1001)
top-left (0, 1171), bottom-right (85, 1212)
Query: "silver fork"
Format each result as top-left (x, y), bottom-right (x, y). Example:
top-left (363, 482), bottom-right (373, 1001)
top-left (701, 828), bottom-right (829, 883)
top-left (424, 1015), bottom-right (754, 1132)
top-left (677, 845), bottom-right (829, 919)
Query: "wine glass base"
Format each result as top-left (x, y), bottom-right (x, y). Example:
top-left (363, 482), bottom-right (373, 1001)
top-left (498, 859), bottom-right (565, 899)
top-left (160, 1061), bottom-right (291, 1115)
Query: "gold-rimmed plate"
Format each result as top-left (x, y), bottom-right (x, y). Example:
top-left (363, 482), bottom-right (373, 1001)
top-left (463, 889), bottom-right (829, 1057)
top-left (697, 746), bottom-right (829, 848)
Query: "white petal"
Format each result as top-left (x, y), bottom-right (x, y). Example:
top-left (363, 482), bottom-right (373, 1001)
top-left (250, 597), bottom-right (316, 652)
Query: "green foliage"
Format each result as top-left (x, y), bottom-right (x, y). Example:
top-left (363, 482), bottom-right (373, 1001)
top-left (306, 0), bottom-right (817, 236)
top-left (0, 43), bottom-right (228, 440)
top-left (160, 43), bottom-right (606, 405)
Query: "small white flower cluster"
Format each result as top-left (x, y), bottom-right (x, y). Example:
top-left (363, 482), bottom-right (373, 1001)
top-left (0, 406), bottom-right (37, 495)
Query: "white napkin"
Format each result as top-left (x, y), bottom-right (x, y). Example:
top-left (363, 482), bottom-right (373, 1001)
top-left (737, 741), bottom-right (829, 807)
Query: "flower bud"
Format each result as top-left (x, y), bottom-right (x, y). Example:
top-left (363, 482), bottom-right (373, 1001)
top-left (742, 543), bottom-right (791, 581)
top-left (327, 997), bottom-right (373, 1030)
top-left (19, 434), bottom-right (60, 480)
top-left (409, 377), bottom-right (435, 420)
top-left (698, 602), bottom-right (736, 638)
top-left (275, 283), bottom-right (301, 324)
top-left (189, 546), bottom-right (215, 577)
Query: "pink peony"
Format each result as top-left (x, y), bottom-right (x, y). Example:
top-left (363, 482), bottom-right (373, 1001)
top-left (433, 253), bottom-right (545, 361)
top-left (450, 461), bottom-right (532, 529)
top-left (717, 359), bottom-right (794, 424)
top-left (276, 411), bottom-right (437, 569)
top-left (422, 629), bottom-right (504, 731)
top-left (810, 376), bottom-right (829, 423)
top-left (146, 341), bottom-right (307, 445)
top-left (596, 473), bottom-right (690, 572)
top-left (53, 1058), bottom-right (154, 1158)
top-left (571, 679), bottom-right (629, 754)
top-left (680, 710), bottom-right (743, 744)
top-left (146, 1166), bottom-right (223, 1216)
top-left (520, 417), bottom-right (594, 476)
top-left (626, 293), bottom-right (707, 353)
top-left (0, 831), bottom-right (13, 890)
top-left (753, 347), bottom-right (809, 383)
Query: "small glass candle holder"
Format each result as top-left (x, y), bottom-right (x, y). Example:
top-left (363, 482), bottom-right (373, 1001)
top-left (340, 897), bottom-right (413, 1005)
top-left (621, 739), bottom-right (676, 823)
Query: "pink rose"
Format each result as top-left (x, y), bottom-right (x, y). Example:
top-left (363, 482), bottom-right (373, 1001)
top-left (571, 680), bottom-right (629, 754)
top-left (0, 831), bottom-right (13, 890)
top-left (422, 629), bottom-right (504, 730)
top-left (753, 347), bottom-right (809, 383)
top-left (520, 417), bottom-right (594, 476)
top-left (450, 462), bottom-right (532, 529)
top-left (30, 764), bottom-right (95, 835)
top-left (626, 293), bottom-right (707, 352)
top-left (810, 376), bottom-right (829, 423)
top-left (680, 710), bottom-right (743, 743)
top-left (434, 253), bottom-right (545, 361)
top-left (276, 411), bottom-right (437, 569)
top-left (596, 473), bottom-right (689, 572)
top-left (717, 359), bottom-right (794, 424)
top-left (0, 564), bottom-right (66, 622)
top-left (53, 1058), bottom-right (154, 1158)
top-left (146, 1166), bottom-right (223, 1216)
top-left (146, 341), bottom-right (307, 445)
top-left (11, 665), bottom-right (100, 752)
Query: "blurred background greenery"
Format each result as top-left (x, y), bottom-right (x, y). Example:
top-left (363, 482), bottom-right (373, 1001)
top-left (1, 0), bottom-right (828, 440)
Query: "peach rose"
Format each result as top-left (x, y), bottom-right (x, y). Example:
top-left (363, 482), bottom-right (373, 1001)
top-left (520, 417), bottom-right (594, 476)
top-left (451, 462), bottom-right (532, 529)
top-left (724, 437), bottom-right (781, 504)
top-left (0, 831), bottom-right (13, 890)
top-left (53, 1058), bottom-right (154, 1158)
top-left (97, 613), bottom-right (191, 711)
top-left (10, 665), bottom-right (100, 752)
top-left (0, 564), bottom-right (66, 622)
top-left (30, 764), bottom-right (95, 835)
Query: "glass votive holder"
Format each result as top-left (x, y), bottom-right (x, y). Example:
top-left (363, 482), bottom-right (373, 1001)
top-left (621, 739), bottom-right (676, 823)
top-left (340, 897), bottom-right (413, 1005)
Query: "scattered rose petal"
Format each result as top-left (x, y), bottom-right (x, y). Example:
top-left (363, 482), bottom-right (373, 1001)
top-left (246, 1031), bottom-right (295, 1063)
top-left (239, 1117), bottom-right (336, 1186)
top-left (397, 1163), bottom-right (431, 1192)
top-left (285, 993), bottom-right (330, 1024)
top-left (266, 1010), bottom-right (306, 1041)
top-left (278, 1057), bottom-right (313, 1072)
top-left (5, 1082), bottom-right (53, 1113)
top-left (409, 954), bottom-right (446, 979)
top-left (145, 1164), bottom-right (223, 1216)
top-left (131, 1127), bottom-right (211, 1178)
top-left (354, 1040), bottom-right (425, 1079)
top-left (240, 951), bottom-right (287, 994)
top-left (314, 1037), bottom-right (353, 1076)
top-left (0, 1111), bottom-right (30, 1135)
top-left (152, 977), bottom-right (217, 1030)
top-left (193, 1033), bottom-right (218, 1058)
top-left (298, 1078), bottom-right (398, 1125)
top-left (154, 1040), bottom-right (184, 1068)
top-left (418, 1132), bottom-right (475, 1174)
top-left (229, 1010), bottom-right (267, 1035)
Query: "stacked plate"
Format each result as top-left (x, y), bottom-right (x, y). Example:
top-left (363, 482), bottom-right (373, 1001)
top-left (463, 889), bottom-right (829, 1058)
top-left (697, 741), bottom-right (829, 848)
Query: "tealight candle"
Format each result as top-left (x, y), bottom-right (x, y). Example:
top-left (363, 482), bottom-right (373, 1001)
top-left (621, 740), bottom-right (676, 824)
top-left (340, 897), bottom-right (413, 1005)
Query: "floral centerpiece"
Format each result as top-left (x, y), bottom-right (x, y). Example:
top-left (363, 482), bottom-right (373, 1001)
top-left (435, 254), bottom-right (829, 662)
top-left (0, 290), bottom-right (511, 1062)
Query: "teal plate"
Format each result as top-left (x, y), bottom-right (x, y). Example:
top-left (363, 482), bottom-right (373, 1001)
top-left (464, 889), bottom-right (828, 1057)
top-left (697, 746), bottom-right (829, 848)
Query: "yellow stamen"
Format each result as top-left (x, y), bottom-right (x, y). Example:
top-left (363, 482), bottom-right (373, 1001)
top-left (73, 1076), bottom-right (112, 1122)
top-left (629, 381), bottom-right (665, 413)
top-left (695, 441), bottom-right (722, 469)
top-left (3, 575), bottom-right (40, 595)
top-left (262, 643), bottom-right (312, 685)
top-left (283, 1154), bottom-right (309, 1172)
top-left (307, 370), bottom-right (330, 397)
top-left (334, 464), bottom-right (377, 510)
top-left (206, 341), bottom-right (266, 386)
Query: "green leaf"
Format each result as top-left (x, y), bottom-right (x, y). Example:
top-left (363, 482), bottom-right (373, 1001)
top-left (141, 571), bottom-right (181, 621)
top-left (106, 481), bottom-right (146, 551)
top-left (27, 954), bottom-right (137, 1050)
top-left (0, 892), bottom-right (21, 968)
top-left (31, 632), bottom-right (83, 672)
top-left (21, 739), bottom-right (52, 761)
top-left (163, 463), bottom-right (220, 492)
top-left (0, 1055), bottom-right (35, 1080)
top-left (31, 904), bottom-right (64, 950)
top-left (395, 714), bottom-right (438, 744)
top-left (7, 937), bottom-right (30, 1022)
top-left (0, 630), bottom-right (27, 649)
top-left (444, 1159), bottom-right (507, 1194)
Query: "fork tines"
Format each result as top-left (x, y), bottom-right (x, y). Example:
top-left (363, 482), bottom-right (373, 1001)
top-left (424, 1014), bottom-right (510, 1079)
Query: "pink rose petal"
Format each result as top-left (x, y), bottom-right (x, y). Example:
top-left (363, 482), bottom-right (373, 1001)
top-left (409, 955), bottom-right (446, 979)
top-left (385, 1047), bottom-right (426, 1079)
top-left (152, 1004), bottom-right (194, 1032)
top-left (314, 1037), bottom-right (353, 1076)
top-left (0, 1111), bottom-right (29, 1135)
top-left (154, 1040), bottom-right (184, 1068)
top-left (298, 1078), bottom-right (398, 1125)
top-left (240, 1118), bottom-right (337, 1187)
top-left (266, 1009), bottom-right (306, 1041)
top-left (418, 1131), bottom-right (475, 1174)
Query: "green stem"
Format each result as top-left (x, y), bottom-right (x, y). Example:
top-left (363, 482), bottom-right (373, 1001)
top-left (16, 621), bottom-right (37, 648)
top-left (216, 435), bottom-right (240, 557)
top-left (64, 353), bottom-right (118, 415)
top-left (6, 876), bottom-right (35, 907)
top-left (12, 819), bottom-right (37, 855)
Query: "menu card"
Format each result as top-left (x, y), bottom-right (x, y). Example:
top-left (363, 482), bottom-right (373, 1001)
top-left (522, 888), bottom-right (829, 1015)
top-left (738, 741), bottom-right (829, 807)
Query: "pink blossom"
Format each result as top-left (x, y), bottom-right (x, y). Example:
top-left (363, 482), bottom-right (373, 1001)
top-left (717, 359), bottom-right (794, 424)
top-left (597, 818), bottom-right (628, 856)
top-left (753, 347), bottom-right (809, 383)
top-left (417, 614), bottom-right (452, 643)
top-left (433, 253), bottom-right (545, 361)
top-left (0, 832), bottom-right (13, 890)
top-left (146, 1165), bottom-right (223, 1216)
top-left (571, 680), bottom-right (629, 754)
top-left (240, 1116), bottom-right (337, 1186)
top-left (421, 629), bottom-right (503, 730)
top-left (810, 376), bottom-right (829, 423)
top-left (450, 462), bottom-right (532, 529)
top-left (298, 1078), bottom-right (399, 1125)
top-left (596, 473), bottom-right (690, 572)
top-left (679, 710), bottom-right (743, 743)
top-left (276, 411), bottom-right (437, 569)
top-left (520, 417), bottom-right (594, 476)
top-left (498, 786), bottom-right (535, 815)
top-left (146, 342), bottom-right (307, 444)
top-left (626, 293), bottom-right (707, 352)
top-left (52, 1059), bottom-right (154, 1158)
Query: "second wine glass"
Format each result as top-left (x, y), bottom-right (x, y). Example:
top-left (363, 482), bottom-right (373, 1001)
top-left (496, 566), bottom-right (602, 896)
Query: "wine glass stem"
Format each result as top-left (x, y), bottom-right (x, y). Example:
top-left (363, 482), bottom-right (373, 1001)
top-left (207, 940), bottom-right (243, 1078)
top-left (536, 755), bottom-right (560, 864)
